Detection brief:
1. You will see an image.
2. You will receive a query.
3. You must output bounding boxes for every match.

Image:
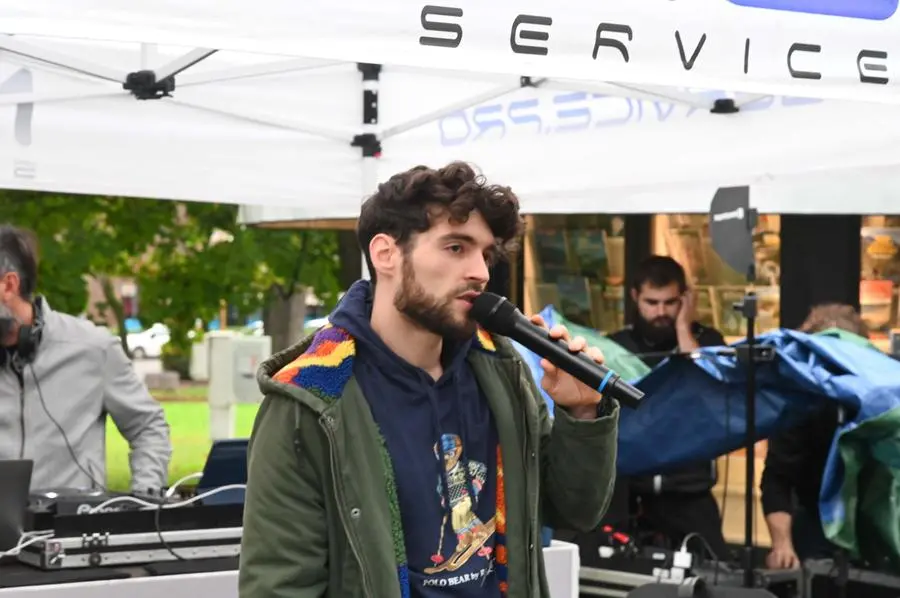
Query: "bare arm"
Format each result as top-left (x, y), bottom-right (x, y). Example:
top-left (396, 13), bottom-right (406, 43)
top-left (760, 429), bottom-right (805, 569)
top-left (765, 512), bottom-right (794, 548)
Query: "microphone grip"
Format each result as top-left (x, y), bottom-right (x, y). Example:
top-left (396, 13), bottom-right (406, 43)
top-left (511, 323), bottom-right (644, 409)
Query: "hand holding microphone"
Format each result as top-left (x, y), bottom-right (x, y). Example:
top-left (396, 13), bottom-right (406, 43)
top-left (527, 313), bottom-right (608, 419)
top-left (471, 293), bottom-right (644, 413)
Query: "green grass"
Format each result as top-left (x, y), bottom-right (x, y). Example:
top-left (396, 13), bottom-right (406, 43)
top-left (105, 402), bottom-right (261, 491)
top-left (149, 385), bottom-right (209, 401)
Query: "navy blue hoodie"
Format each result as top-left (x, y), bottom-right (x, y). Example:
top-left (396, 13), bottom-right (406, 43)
top-left (329, 281), bottom-right (500, 597)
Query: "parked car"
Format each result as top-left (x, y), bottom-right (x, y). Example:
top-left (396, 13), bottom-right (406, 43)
top-left (242, 320), bottom-right (264, 336)
top-left (127, 323), bottom-right (170, 359)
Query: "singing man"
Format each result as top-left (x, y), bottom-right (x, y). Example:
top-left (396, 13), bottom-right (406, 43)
top-left (239, 162), bottom-right (620, 598)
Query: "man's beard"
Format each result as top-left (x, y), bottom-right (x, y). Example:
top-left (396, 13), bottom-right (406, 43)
top-left (635, 314), bottom-right (676, 346)
top-left (393, 259), bottom-right (480, 341)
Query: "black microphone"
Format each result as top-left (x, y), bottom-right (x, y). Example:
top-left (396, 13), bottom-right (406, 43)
top-left (471, 292), bottom-right (644, 409)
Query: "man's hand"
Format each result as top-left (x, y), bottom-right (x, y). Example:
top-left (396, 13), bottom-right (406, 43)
top-left (766, 543), bottom-right (800, 570)
top-left (676, 288), bottom-right (695, 331)
top-left (675, 288), bottom-right (701, 353)
top-left (764, 513), bottom-right (798, 570)
top-left (529, 314), bottom-right (606, 420)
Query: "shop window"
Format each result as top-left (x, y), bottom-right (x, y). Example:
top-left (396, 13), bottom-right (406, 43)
top-left (523, 214), bottom-right (626, 333)
top-left (652, 214), bottom-right (781, 342)
top-left (652, 215), bottom-right (780, 547)
top-left (860, 216), bottom-right (900, 349)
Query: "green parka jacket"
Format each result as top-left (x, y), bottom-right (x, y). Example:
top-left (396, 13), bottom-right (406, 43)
top-left (238, 324), bottom-right (619, 598)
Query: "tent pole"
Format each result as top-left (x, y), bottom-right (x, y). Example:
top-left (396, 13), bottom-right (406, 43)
top-left (354, 63), bottom-right (382, 281)
top-left (170, 97), bottom-right (356, 141)
top-left (154, 48), bottom-right (218, 81)
top-left (178, 58), bottom-right (340, 87)
top-left (543, 80), bottom-right (712, 110)
top-left (380, 79), bottom-right (536, 141)
top-left (0, 34), bottom-right (124, 83)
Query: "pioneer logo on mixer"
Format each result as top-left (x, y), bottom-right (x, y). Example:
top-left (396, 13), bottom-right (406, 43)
top-left (76, 503), bottom-right (108, 515)
top-left (75, 502), bottom-right (127, 515)
top-left (417, 4), bottom-right (893, 86)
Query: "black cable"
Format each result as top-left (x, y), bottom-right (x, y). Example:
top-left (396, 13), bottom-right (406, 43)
top-left (31, 360), bottom-right (189, 563)
top-left (154, 497), bottom-right (187, 561)
top-left (681, 532), bottom-right (723, 586)
top-left (29, 364), bottom-right (107, 491)
top-left (627, 345), bottom-right (737, 571)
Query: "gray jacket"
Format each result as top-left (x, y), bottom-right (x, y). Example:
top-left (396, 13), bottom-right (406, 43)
top-left (0, 299), bottom-right (172, 492)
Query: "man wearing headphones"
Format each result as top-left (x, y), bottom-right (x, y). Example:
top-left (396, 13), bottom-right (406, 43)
top-left (0, 225), bottom-right (171, 493)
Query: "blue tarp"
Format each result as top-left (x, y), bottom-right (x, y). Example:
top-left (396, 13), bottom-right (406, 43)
top-left (512, 312), bottom-right (900, 557)
top-left (617, 329), bottom-right (900, 476)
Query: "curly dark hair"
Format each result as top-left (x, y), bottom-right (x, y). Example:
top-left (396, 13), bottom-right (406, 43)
top-left (800, 303), bottom-right (869, 337)
top-left (357, 161), bottom-right (524, 283)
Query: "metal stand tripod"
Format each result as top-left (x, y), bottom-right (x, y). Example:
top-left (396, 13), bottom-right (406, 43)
top-left (732, 291), bottom-right (775, 589)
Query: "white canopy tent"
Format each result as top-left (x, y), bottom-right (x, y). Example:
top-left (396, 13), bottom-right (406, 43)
top-left (1, 1), bottom-right (900, 219)
top-left (7, 0), bottom-right (900, 103)
top-left (0, 42), bottom-right (366, 213)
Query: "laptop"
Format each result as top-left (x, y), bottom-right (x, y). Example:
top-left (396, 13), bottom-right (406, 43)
top-left (0, 459), bottom-right (34, 553)
top-left (195, 439), bottom-right (249, 506)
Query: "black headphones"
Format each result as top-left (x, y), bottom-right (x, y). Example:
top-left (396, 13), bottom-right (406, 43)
top-left (0, 296), bottom-right (44, 369)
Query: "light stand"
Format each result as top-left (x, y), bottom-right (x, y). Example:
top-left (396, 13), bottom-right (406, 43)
top-left (708, 187), bottom-right (776, 592)
top-left (732, 286), bottom-right (775, 588)
top-left (626, 287), bottom-right (782, 595)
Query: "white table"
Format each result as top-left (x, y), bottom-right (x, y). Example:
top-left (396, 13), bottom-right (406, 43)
top-left (2, 541), bottom-right (580, 598)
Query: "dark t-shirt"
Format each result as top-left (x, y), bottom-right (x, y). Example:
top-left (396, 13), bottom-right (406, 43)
top-left (607, 322), bottom-right (726, 496)
top-left (607, 322), bottom-right (726, 368)
top-left (760, 403), bottom-right (840, 519)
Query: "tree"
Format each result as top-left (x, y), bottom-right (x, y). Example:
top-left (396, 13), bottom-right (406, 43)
top-left (78, 197), bottom-right (178, 353)
top-left (0, 191), bottom-right (343, 366)
top-left (0, 192), bottom-right (177, 354)
top-left (135, 203), bottom-right (273, 355)
top-left (254, 228), bottom-right (341, 352)
top-left (0, 192), bottom-right (97, 315)
top-left (136, 204), bottom-right (343, 356)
